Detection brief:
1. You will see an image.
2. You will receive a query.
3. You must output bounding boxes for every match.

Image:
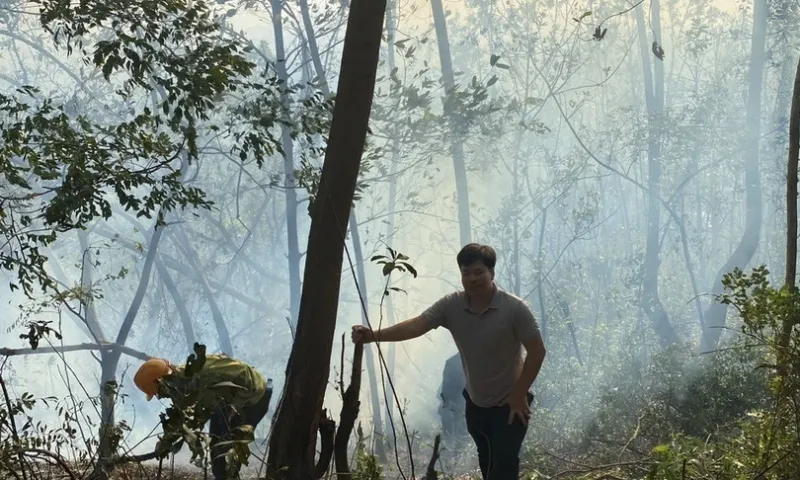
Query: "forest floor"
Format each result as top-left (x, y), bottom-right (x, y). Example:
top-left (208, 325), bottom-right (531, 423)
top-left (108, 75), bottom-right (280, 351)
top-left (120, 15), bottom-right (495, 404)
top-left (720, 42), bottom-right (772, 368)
top-left (23, 461), bottom-right (264, 480)
top-left (108, 463), bottom-right (485, 480)
top-left (26, 459), bottom-right (488, 480)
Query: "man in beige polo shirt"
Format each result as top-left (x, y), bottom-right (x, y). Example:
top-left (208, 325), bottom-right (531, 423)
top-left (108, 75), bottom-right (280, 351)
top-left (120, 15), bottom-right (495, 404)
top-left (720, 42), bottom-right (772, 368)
top-left (352, 243), bottom-right (547, 479)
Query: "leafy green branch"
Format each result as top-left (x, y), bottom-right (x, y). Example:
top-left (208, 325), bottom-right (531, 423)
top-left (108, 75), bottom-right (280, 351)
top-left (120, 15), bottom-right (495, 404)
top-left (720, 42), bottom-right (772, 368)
top-left (370, 246), bottom-right (417, 296)
top-left (0, 0), bottom-right (292, 298)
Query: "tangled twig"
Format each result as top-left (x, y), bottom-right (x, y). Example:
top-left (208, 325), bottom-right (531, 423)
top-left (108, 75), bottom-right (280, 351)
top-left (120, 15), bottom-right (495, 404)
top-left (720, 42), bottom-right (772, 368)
top-left (13, 448), bottom-right (78, 480)
top-left (0, 371), bottom-right (29, 480)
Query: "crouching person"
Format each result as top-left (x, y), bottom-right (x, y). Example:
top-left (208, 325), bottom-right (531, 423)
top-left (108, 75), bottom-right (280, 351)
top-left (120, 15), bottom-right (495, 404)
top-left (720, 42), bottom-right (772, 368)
top-left (133, 354), bottom-right (272, 480)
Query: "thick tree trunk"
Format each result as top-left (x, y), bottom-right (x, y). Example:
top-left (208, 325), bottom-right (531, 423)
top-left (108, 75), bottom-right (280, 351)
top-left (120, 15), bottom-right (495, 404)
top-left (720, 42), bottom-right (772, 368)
top-left (265, 0), bottom-right (386, 475)
top-left (699, 0), bottom-right (766, 352)
top-left (430, 0), bottom-right (471, 247)
top-left (295, 0), bottom-right (392, 450)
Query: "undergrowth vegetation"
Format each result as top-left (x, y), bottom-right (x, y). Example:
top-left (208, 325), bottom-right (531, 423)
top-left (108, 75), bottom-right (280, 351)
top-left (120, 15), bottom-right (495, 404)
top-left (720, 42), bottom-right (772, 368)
top-left (516, 266), bottom-right (800, 479)
top-left (2, 264), bottom-right (799, 479)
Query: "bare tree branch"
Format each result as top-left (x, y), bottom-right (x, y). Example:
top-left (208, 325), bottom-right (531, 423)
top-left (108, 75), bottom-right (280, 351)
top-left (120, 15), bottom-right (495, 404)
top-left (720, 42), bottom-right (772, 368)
top-left (14, 448), bottom-right (78, 480)
top-left (0, 343), bottom-right (151, 361)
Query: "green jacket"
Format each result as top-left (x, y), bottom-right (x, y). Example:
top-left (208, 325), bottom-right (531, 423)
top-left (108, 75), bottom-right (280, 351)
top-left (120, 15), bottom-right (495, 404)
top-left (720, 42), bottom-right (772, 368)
top-left (158, 354), bottom-right (266, 426)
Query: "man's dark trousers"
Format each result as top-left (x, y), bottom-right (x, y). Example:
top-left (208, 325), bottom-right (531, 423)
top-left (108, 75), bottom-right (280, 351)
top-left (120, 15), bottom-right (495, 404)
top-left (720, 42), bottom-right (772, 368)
top-left (209, 390), bottom-right (271, 480)
top-left (463, 389), bottom-right (534, 480)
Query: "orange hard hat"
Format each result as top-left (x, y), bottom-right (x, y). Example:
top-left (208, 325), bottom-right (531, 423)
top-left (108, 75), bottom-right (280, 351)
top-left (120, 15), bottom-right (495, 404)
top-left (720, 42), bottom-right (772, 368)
top-left (133, 358), bottom-right (172, 401)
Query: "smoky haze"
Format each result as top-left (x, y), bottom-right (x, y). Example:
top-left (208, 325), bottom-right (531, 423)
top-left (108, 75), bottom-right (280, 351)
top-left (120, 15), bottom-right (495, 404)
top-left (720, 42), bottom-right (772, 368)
top-left (0, 0), bottom-right (793, 477)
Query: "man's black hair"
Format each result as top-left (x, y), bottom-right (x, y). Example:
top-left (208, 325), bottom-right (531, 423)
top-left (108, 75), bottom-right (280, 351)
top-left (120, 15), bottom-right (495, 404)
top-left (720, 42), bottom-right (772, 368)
top-left (456, 243), bottom-right (497, 269)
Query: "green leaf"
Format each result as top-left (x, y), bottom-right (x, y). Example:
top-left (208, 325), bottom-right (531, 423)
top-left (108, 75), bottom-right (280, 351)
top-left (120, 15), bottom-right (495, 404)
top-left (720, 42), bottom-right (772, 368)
top-left (403, 263), bottom-right (418, 278)
top-left (382, 262), bottom-right (394, 277)
top-left (652, 444), bottom-right (670, 454)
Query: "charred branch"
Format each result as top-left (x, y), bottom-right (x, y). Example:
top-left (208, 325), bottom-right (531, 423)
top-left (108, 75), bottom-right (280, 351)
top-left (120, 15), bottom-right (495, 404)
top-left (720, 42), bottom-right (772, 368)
top-left (334, 340), bottom-right (364, 480)
top-left (313, 409), bottom-right (336, 478)
top-left (422, 434), bottom-right (441, 480)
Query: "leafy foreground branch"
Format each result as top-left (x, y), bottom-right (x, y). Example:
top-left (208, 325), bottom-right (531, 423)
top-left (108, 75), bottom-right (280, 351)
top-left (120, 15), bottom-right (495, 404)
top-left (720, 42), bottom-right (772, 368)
top-left (1, 0), bottom-right (305, 298)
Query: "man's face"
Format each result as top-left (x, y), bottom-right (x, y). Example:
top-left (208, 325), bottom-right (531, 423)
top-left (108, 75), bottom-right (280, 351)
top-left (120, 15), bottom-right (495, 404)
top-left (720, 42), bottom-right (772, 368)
top-left (460, 261), bottom-right (494, 295)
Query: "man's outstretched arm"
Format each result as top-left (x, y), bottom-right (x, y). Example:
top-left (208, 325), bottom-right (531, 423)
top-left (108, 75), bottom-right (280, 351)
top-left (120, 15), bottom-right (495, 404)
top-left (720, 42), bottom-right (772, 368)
top-left (354, 316), bottom-right (433, 343)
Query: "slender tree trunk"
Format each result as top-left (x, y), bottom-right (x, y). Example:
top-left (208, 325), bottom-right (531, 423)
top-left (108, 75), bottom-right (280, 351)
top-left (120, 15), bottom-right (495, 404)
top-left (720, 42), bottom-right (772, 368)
top-left (297, 0), bottom-right (331, 97)
top-left (77, 231), bottom-right (105, 341)
top-left (535, 208), bottom-right (548, 343)
top-left (89, 216), bottom-right (164, 479)
top-left (348, 212), bottom-right (386, 460)
top-left (778, 56), bottom-right (800, 361)
top-left (510, 129), bottom-right (524, 297)
top-left (77, 230), bottom-right (113, 480)
top-left (699, 0), bottom-right (766, 352)
top-left (89, 357), bottom-right (118, 480)
top-left (265, 0), bottom-right (386, 474)
top-left (107, 221), bottom-right (164, 365)
top-left (769, 31), bottom-right (794, 269)
top-left (690, 72), bottom-right (708, 300)
top-left (430, 0), bottom-right (471, 247)
top-left (636, 1), bottom-right (678, 348)
top-left (272, 0), bottom-right (303, 330)
top-left (381, 0), bottom-right (401, 437)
